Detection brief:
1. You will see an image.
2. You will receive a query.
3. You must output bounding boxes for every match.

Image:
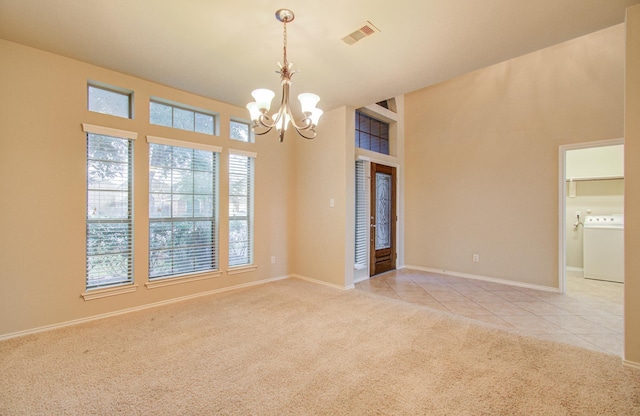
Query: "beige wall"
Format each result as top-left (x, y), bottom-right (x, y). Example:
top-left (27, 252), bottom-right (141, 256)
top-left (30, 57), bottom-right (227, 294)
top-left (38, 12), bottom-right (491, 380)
top-left (404, 24), bottom-right (625, 288)
top-left (0, 39), bottom-right (293, 337)
top-left (292, 106), bottom-right (352, 288)
top-left (624, 4), bottom-right (640, 366)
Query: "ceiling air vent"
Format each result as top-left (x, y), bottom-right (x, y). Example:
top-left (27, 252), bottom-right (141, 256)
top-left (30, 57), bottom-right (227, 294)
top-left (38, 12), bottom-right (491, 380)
top-left (342, 21), bottom-right (380, 45)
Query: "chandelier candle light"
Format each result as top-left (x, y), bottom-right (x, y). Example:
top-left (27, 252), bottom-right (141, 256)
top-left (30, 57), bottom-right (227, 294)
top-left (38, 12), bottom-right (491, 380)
top-left (246, 9), bottom-right (323, 142)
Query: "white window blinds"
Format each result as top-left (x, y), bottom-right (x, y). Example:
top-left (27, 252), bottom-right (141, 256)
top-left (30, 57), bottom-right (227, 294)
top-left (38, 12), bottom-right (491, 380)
top-left (355, 160), bottom-right (369, 268)
top-left (85, 130), bottom-right (135, 289)
top-left (229, 151), bottom-right (255, 267)
top-left (148, 138), bottom-right (219, 279)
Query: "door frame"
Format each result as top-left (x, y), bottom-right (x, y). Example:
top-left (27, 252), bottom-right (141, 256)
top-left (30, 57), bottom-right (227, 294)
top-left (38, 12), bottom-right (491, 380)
top-left (558, 138), bottom-right (624, 293)
top-left (370, 162), bottom-right (397, 276)
top-left (354, 156), bottom-right (401, 283)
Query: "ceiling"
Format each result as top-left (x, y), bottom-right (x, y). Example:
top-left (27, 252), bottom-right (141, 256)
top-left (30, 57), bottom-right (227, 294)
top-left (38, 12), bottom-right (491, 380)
top-left (1, 0), bottom-right (639, 112)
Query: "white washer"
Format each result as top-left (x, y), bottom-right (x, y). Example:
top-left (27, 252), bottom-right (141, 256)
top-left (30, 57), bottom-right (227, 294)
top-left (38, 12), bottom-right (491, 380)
top-left (583, 214), bottom-right (624, 283)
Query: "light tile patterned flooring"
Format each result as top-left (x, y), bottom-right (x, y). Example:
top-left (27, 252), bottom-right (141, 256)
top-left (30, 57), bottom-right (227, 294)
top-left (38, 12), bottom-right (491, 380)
top-left (355, 269), bottom-right (624, 356)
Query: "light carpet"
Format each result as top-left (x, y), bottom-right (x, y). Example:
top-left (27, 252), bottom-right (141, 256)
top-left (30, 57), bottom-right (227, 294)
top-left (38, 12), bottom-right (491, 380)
top-left (1, 278), bottom-right (638, 415)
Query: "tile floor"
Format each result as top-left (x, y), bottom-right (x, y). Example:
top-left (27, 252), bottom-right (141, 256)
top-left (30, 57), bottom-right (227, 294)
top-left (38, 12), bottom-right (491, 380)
top-left (355, 269), bottom-right (624, 356)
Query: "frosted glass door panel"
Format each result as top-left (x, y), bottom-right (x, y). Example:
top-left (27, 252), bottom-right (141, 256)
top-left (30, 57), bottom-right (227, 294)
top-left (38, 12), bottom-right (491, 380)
top-left (375, 172), bottom-right (392, 250)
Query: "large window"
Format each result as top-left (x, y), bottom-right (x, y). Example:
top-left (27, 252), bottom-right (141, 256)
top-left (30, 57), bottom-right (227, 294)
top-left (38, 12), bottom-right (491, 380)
top-left (356, 110), bottom-right (390, 155)
top-left (150, 100), bottom-right (215, 135)
top-left (84, 125), bottom-right (135, 289)
top-left (148, 137), bottom-right (219, 278)
top-left (88, 84), bottom-right (132, 119)
top-left (229, 152), bottom-right (255, 267)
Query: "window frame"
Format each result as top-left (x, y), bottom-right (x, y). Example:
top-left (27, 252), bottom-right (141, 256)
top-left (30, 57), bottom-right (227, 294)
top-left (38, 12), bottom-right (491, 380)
top-left (147, 135), bottom-right (221, 281)
top-left (228, 150), bottom-right (256, 269)
top-left (82, 124), bottom-right (137, 293)
top-left (355, 110), bottom-right (390, 155)
top-left (87, 83), bottom-right (133, 119)
top-left (230, 118), bottom-right (254, 143)
top-left (149, 99), bottom-right (217, 136)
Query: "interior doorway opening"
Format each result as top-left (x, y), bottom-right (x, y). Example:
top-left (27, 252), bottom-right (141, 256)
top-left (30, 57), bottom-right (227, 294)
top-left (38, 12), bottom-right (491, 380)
top-left (559, 139), bottom-right (624, 293)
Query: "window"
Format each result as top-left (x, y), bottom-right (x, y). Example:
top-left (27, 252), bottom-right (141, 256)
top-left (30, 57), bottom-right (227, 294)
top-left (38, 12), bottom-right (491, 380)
top-left (355, 160), bottom-right (368, 268)
top-left (88, 84), bottom-right (132, 119)
top-left (230, 120), bottom-right (252, 143)
top-left (356, 110), bottom-right (390, 155)
top-left (148, 137), bottom-right (220, 279)
top-left (84, 125), bottom-right (136, 289)
top-left (229, 152), bottom-right (255, 267)
top-left (150, 100), bottom-right (216, 135)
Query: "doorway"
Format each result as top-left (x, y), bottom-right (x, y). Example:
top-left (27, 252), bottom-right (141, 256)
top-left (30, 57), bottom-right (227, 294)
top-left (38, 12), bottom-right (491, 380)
top-left (370, 163), bottom-right (397, 276)
top-left (559, 139), bottom-right (624, 292)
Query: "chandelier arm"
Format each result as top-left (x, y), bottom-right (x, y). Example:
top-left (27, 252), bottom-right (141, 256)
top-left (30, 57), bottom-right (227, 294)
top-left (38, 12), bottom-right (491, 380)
top-left (256, 113), bottom-right (277, 129)
top-left (253, 125), bottom-right (274, 136)
top-left (293, 127), bottom-right (317, 140)
top-left (289, 116), bottom-right (313, 131)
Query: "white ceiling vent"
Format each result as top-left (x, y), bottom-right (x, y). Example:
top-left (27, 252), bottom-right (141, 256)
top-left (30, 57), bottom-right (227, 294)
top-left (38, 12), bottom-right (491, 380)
top-left (342, 21), bottom-right (381, 45)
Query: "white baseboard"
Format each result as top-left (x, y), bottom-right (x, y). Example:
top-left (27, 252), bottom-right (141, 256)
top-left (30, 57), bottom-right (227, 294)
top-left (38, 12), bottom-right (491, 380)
top-left (292, 274), bottom-right (355, 291)
top-left (623, 359), bottom-right (640, 370)
top-left (401, 265), bottom-right (560, 293)
top-left (0, 274), bottom-right (291, 342)
top-left (566, 267), bottom-right (584, 273)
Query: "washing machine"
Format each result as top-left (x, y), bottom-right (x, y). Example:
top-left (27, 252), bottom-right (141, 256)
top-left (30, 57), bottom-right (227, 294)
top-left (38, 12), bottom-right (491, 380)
top-left (583, 214), bottom-right (624, 283)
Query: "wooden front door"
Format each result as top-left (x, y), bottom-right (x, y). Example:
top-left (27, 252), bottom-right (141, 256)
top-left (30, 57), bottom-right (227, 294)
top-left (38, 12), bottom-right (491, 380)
top-left (370, 163), bottom-right (396, 276)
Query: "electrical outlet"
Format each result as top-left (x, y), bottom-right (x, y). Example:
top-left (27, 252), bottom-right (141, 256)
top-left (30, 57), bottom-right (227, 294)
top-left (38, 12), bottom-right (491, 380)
top-left (473, 254), bottom-right (480, 262)
top-left (271, 256), bottom-right (276, 264)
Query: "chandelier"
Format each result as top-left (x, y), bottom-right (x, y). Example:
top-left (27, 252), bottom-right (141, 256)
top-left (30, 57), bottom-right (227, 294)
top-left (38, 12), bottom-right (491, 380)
top-left (246, 9), bottom-right (323, 142)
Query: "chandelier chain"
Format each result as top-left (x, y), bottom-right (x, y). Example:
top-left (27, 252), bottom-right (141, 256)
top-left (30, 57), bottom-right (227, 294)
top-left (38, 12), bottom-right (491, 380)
top-left (282, 21), bottom-right (289, 75)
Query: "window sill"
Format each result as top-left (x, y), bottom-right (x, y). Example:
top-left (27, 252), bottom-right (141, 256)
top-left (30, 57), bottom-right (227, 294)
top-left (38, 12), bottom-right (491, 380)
top-left (82, 284), bottom-right (139, 301)
top-left (145, 271), bottom-right (223, 290)
top-left (227, 265), bottom-right (258, 276)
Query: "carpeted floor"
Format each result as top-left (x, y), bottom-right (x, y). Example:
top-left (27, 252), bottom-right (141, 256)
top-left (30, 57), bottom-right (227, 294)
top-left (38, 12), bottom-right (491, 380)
top-left (1, 278), bottom-right (639, 415)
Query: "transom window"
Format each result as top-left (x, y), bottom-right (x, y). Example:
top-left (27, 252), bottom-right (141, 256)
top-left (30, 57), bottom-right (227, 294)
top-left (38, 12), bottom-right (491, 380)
top-left (150, 100), bottom-right (216, 135)
top-left (230, 120), bottom-right (252, 143)
top-left (148, 138), bottom-right (219, 278)
top-left (88, 84), bottom-right (132, 119)
top-left (356, 110), bottom-right (390, 155)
